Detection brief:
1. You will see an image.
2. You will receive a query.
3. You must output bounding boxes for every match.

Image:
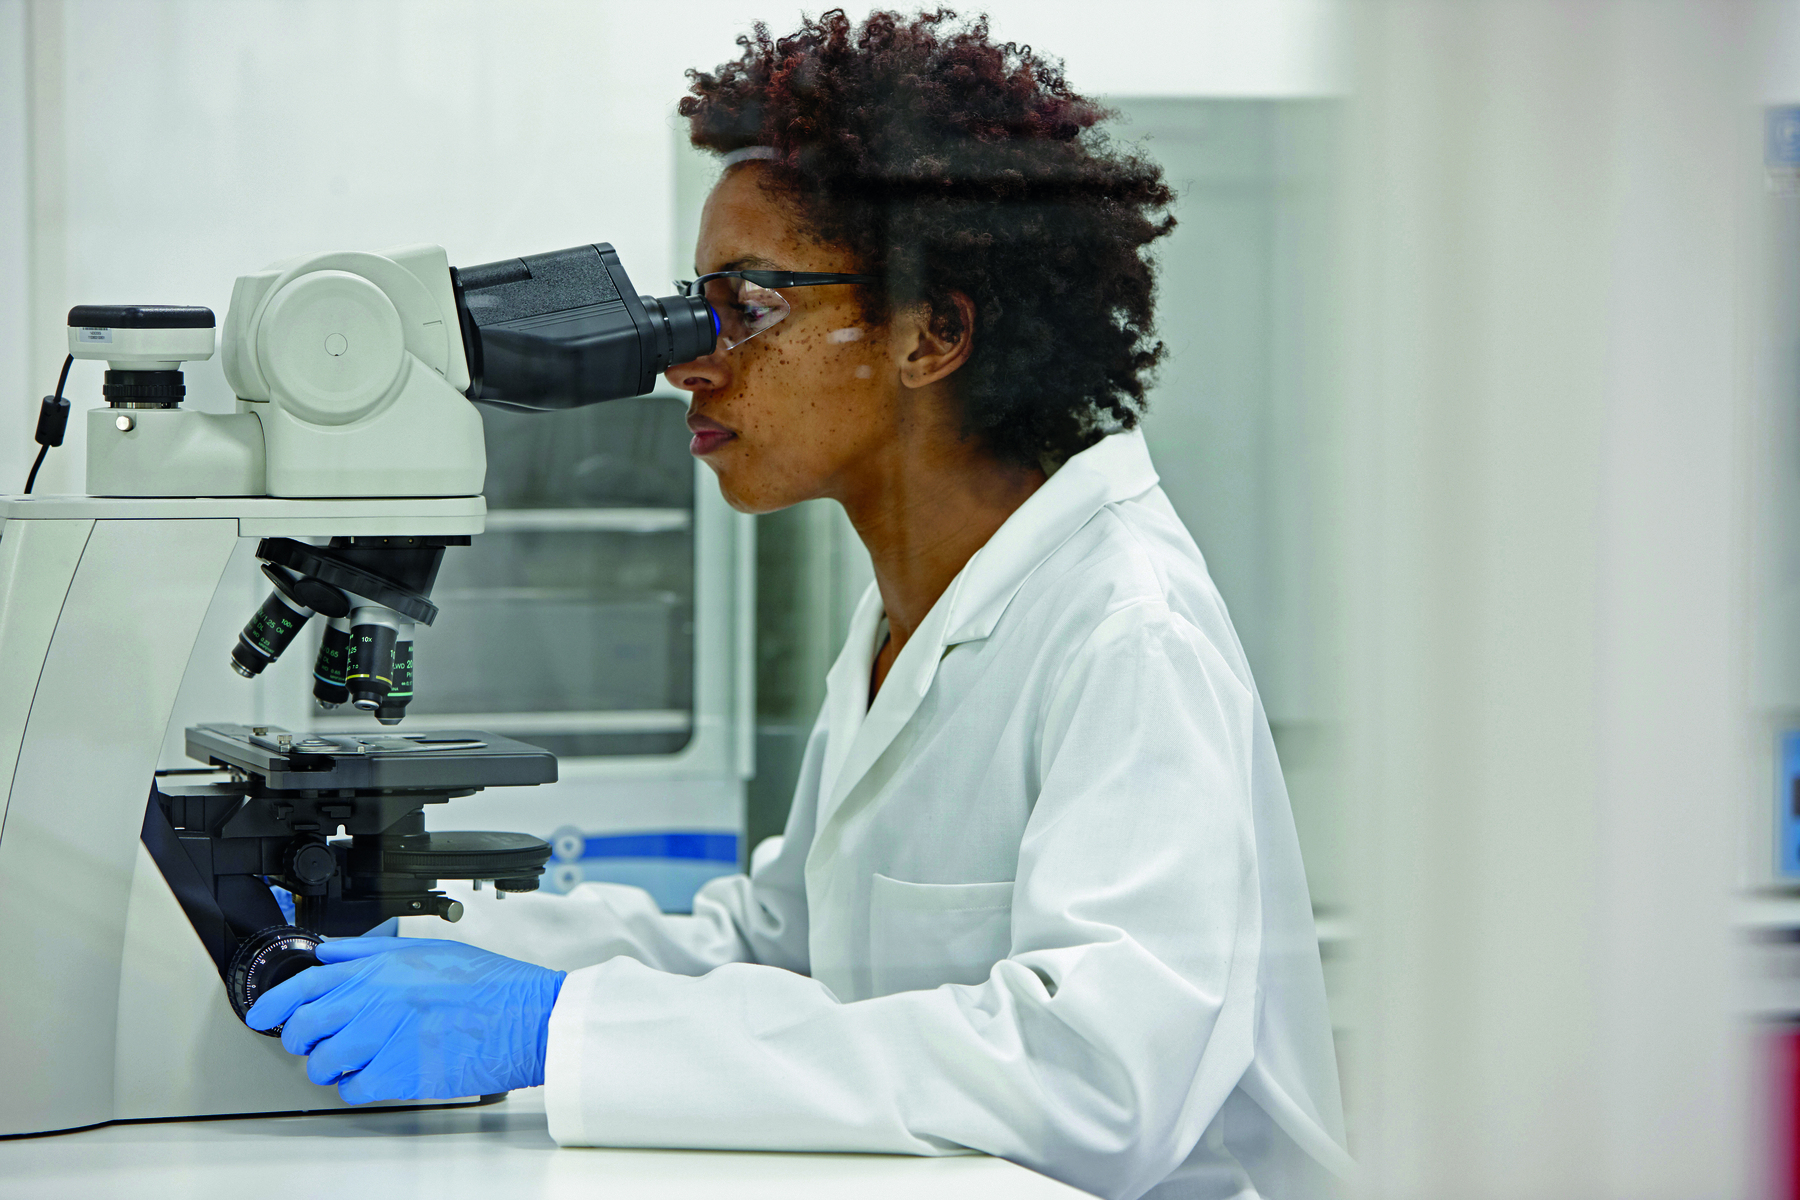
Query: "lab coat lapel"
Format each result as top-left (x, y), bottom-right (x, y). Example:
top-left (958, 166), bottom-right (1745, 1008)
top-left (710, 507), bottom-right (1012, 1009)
top-left (817, 582), bottom-right (885, 813)
top-left (816, 573), bottom-right (964, 834)
top-left (812, 431), bottom-right (1162, 836)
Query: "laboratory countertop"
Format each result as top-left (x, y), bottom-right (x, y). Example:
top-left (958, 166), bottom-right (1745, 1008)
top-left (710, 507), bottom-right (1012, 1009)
top-left (0, 1090), bottom-right (1088, 1199)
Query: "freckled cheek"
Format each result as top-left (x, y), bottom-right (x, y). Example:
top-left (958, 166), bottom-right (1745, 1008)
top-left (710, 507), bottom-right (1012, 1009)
top-left (804, 337), bottom-right (881, 385)
top-left (726, 335), bottom-right (877, 458)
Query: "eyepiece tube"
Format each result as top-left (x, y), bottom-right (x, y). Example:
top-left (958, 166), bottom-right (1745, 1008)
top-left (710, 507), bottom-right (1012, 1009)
top-left (453, 243), bottom-right (719, 412)
top-left (640, 293), bottom-right (718, 368)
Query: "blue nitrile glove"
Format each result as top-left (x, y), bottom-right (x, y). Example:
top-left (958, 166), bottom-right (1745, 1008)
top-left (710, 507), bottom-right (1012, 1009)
top-left (244, 936), bottom-right (565, 1105)
top-left (268, 883), bottom-right (295, 924)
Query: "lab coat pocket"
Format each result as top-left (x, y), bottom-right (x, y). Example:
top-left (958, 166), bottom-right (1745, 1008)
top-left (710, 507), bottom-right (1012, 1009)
top-left (868, 874), bottom-right (1014, 997)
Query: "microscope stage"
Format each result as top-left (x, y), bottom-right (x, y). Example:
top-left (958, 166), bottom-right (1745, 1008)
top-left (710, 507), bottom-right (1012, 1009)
top-left (186, 723), bottom-right (557, 792)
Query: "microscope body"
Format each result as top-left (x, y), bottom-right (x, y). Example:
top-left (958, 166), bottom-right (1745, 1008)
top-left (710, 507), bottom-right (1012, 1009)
top-left (0, 240), bottom-right (697, 1136)
top-left (0, 493), bottom-right (503, 1134)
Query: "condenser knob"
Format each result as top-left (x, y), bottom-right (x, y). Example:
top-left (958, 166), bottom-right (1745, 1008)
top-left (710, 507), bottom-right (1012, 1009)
top-left (288, 842), bottom-right (337, 887)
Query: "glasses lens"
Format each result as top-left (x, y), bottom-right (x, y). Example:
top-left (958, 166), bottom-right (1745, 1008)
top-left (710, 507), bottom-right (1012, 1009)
top-left (704, 277), bottom-right (791, 349)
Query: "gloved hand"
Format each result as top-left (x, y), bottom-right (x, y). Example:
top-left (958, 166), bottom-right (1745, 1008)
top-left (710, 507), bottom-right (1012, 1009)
top-left (245, 936), bottom-right (565, 1105)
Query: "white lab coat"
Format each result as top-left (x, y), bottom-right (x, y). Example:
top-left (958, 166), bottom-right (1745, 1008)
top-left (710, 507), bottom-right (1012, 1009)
top-left (417, 430), bottom-right (1351, 1199)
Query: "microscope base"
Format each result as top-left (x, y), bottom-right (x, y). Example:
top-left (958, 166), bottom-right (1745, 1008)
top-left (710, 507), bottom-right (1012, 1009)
top-left (107, 843), bottom-right (477, 1128)
top-left (0, 500), bottom-right (491, 1137)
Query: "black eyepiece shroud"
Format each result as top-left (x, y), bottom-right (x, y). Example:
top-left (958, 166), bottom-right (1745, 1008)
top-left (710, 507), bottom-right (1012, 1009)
top-left (452, 243), bottom-right (716, 412)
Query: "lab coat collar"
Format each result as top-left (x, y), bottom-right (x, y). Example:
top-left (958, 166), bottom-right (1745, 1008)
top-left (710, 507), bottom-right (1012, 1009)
top-left (812, 430), bottom-right (1159, 831)
top-left (942, 428), bottom-right (1161, 646)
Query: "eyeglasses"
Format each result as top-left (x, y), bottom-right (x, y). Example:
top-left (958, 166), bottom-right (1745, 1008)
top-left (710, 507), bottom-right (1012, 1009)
top-left (677, 270), bottom-right (881, 350)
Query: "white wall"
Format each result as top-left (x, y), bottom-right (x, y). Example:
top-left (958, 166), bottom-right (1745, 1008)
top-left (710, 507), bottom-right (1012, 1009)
top-left (21, 0), bottom-right (691, 490)
top-left (4, 0), bottom-right (1340, 495)
top-left (1763, 0), bottom-right (1800, 104)
top-left (0, 0), bottom-right (29, 494)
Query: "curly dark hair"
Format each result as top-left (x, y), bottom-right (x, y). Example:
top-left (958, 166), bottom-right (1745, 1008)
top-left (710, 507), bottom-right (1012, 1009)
top-left (679, 8), bottom-right (1175, 468)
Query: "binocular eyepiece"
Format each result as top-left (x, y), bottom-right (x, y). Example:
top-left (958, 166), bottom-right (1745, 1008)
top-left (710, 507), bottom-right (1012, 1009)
top-left (230, 537), bottom-right (457, 726)
top-left (453, 243), bottom-right (717, 413)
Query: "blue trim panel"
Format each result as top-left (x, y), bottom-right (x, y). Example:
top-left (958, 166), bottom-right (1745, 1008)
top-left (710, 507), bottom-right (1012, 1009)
top-left (582, 832), bottom-right (738, 863)
top-left (1781, 732), bottom-right (1800, 879)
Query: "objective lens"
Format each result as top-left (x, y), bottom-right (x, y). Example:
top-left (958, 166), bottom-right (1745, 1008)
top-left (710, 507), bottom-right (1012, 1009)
top-left (346, 606), bottom-right (402, 711)
top-left (375, 626), bottom-right (415, 726)
top-left (231, 590), bottom-right (314, 678)
top-left (312, 617), bottom-right (352, 707)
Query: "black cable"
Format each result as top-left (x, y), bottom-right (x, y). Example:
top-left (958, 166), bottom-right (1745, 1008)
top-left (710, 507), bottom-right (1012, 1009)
top-left (23, 446), bottom-right (49, 495)
top-left (22, 354), bottom-right (74, 495)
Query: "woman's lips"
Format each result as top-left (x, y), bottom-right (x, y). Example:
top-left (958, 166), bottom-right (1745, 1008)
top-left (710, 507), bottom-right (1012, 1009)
top-left (687, 415), bottom-right (736, 456)
top-left (690, 429), bottom-right (735, 455)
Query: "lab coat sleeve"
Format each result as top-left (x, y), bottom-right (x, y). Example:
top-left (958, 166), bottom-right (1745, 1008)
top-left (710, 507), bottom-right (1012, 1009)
top-left (542, 603), bottom-right (1280, 1200)
top-left (397, 726), bottom-right (824, 976)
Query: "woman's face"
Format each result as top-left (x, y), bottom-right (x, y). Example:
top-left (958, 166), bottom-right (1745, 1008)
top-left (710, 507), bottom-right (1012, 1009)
top-left (664, 164), bottom-right (918, 513)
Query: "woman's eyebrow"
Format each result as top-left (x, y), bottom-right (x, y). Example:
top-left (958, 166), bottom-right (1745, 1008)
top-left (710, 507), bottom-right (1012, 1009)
top-left (701, 255), bottom-right (784, 273)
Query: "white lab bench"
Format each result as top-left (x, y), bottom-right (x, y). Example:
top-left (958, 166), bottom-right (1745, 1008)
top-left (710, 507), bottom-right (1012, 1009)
top-left (0, 1089), bottom-right (1087, 1199)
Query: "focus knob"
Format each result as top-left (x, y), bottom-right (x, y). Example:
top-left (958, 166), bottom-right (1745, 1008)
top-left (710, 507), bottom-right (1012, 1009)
top-left (227, 925), bottom-right (322, 1036)
top-left (257, 269), bottom-right (405, 426)
top-left (287, 841), bottom-right (337, 887)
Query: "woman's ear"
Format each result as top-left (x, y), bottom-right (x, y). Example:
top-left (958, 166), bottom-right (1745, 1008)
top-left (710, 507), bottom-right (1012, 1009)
top-left (896, 292), bottom-right (975, 389)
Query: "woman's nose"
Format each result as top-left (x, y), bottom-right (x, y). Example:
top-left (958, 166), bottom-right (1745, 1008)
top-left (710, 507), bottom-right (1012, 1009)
top-left (665, 339), bottom-right (731, 392)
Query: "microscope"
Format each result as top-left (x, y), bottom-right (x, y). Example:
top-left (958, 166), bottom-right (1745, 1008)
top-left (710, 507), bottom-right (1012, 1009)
top-left (0, 244), bottom-right (718, 1136)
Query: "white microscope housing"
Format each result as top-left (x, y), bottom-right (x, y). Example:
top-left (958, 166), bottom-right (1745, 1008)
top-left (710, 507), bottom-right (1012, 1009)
top-left (82, 244), bottom-right (486, 500)
top-left (0, 239), bottom-right (706, 1137)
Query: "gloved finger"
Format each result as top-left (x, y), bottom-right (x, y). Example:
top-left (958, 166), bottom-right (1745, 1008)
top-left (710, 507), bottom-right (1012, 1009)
top-left (335, 1057), bottom-right (403, 1106)
top-left (335, 1069), bottom-right (376, 1106)
top-left (337, 1044), bottom-right (425, 1106)
top-left (315, 935), bottom-right (434, 963)
top-left (278, 994), bottom-right (357, 1058)
top-left (245, 958), bottom-right (366, 1033)
top-left (302, 1016), bottom-right (394, 1087)
top-left (276, 970), bottom-right (396, 1058)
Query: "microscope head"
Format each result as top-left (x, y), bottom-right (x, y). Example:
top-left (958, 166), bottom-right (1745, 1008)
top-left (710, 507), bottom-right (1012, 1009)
top-left (205, 242), bottom-right (725, 725)
top-left (56, 240), bottom-right (721, 803)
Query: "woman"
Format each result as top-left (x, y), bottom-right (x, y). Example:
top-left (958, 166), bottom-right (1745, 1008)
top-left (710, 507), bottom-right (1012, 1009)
top-left (249, 12), bottom-right (1350, 1198)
